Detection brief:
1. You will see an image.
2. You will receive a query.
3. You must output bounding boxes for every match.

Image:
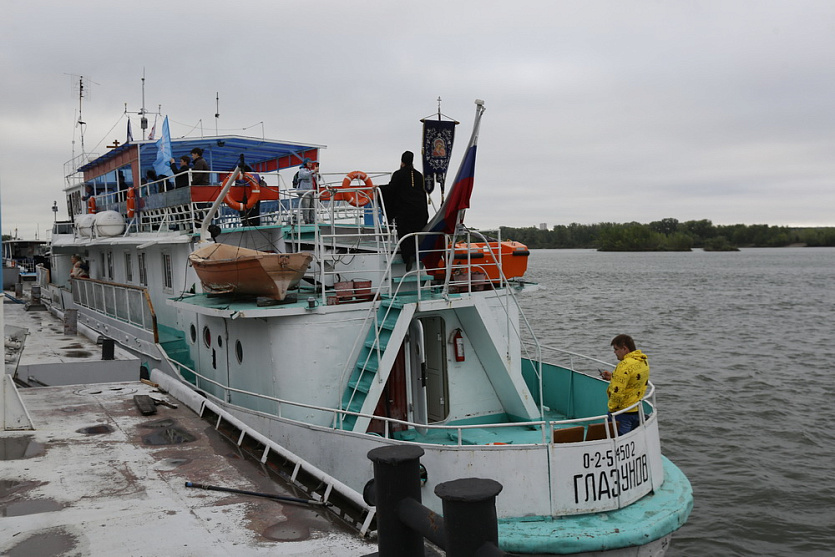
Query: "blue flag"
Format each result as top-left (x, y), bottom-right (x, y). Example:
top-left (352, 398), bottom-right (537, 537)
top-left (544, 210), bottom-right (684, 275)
top-left (152, 116), bottom-right (172, 179)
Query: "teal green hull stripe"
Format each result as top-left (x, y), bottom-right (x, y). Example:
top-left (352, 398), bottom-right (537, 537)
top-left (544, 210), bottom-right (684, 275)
top-left (498, 457), bottom-right (693, 554)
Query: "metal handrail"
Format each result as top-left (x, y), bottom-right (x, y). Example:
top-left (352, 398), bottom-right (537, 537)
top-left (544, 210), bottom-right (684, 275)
top-left (166, 354), bottom-right (657, 446)
top-left (71, 277), bottom-right (158, 342)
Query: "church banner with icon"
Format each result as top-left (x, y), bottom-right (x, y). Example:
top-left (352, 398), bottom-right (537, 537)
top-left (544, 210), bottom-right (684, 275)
top-left (421, 119), bottom-right (456, 196)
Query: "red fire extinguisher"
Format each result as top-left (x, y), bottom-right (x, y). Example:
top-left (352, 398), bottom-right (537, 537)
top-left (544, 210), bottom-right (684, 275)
top-left (450, 328), bottom-right (465, 362)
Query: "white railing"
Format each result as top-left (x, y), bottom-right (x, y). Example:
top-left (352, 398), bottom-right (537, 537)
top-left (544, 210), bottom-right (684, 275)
top-left (165, 353), bottom-right (657, 447)
top-left (71, 278), bottom-right (157, 339)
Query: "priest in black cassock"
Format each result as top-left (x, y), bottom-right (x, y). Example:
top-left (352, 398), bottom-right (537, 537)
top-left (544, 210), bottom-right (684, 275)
top-left (378, 150), bottom-right (428, 271)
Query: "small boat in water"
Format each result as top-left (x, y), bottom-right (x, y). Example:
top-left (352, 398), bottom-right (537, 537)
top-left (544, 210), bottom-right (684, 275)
top-left (188, 244), bottom-right (312, 300)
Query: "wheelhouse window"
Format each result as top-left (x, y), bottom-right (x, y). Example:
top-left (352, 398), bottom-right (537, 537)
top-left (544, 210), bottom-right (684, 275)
top-left (162, 252), bottom-right (173, 291)
top-left (138, 252), bottom-right (147, 286)
top-left (125, 252), bottom-right (133, 282)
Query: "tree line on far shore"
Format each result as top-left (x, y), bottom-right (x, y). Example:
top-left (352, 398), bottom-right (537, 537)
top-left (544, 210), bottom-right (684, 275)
top-left (496, 219), bottom-right (835, 251)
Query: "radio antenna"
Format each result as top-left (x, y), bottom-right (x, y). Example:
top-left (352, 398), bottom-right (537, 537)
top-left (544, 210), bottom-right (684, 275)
top-left (65, 73), bottom-right (99, 161)
top-left (215, 92), bottom-right (220, 136)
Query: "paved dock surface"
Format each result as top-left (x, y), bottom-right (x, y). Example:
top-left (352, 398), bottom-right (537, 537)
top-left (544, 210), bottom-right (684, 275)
top-left (2, 294), bottom-right (376, 556)
top-left (4, 291), bottom-right (139, 386)
top-left (1, 380), bottom-right (376, 556)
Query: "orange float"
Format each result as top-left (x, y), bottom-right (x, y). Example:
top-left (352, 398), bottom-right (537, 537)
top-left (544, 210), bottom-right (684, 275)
top-left (223, 172), bottom-right (261, 211)
top-left (321, 171), bottom-right (374, 207)
top-left (126, 187), bottom-right (137, 218)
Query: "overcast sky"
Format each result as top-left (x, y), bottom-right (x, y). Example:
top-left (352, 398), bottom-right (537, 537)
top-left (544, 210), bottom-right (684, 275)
top-left (2, 0), bottom-right (835, 240)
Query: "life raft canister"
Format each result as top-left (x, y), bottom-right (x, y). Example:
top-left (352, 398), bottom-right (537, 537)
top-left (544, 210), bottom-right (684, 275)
top-left (322, 171), bottom-right (375, 207)
top-left (223, 172), bottom-right (261, 211)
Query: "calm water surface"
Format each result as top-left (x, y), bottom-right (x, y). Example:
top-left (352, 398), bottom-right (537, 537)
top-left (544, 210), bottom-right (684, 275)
top-left (518, 248), bottom-right (835, 557)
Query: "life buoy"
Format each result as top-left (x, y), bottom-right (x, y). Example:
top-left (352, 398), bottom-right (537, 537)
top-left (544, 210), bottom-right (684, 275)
top-left (87, 196), bottom-right (97, 214)
top-left (323, 171), bottom-right (374, 207)
top-left (223, 172), bottom-right (261, 211)
top-left (126, 187), bottom-right (137, 218)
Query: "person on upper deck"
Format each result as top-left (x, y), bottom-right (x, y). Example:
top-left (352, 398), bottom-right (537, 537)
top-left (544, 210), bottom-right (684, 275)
top-left (70, 255), bottom-right (89, 279)
top-left (169, 156), bottom-right (191, 189)
top-left (599, 334), bottom-right (649, 435)
top-left (190, 148), bottom-right (210, 185)
top-left (377, 150), bottom-right (428, 271)
top-left (295, 158), bottom-right (316, 224)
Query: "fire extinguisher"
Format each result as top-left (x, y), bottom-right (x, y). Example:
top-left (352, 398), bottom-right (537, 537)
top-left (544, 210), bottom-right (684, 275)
top-left (450, 328), bottom-right (465, 362)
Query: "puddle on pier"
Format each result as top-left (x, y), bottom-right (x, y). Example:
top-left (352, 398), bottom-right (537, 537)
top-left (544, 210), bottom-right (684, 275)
top-left (76, 424), bottom-right (114, 435)
top-left (0, 436), bottom-right (45, 460)
top-left (142, 427), bottom-right (196, 445)
top-left (64, 350), bottom-right (93, 358)
top-left (2, 498), bottom-right (64, 517)
top-left (6, 529), bottom-right (79, 557)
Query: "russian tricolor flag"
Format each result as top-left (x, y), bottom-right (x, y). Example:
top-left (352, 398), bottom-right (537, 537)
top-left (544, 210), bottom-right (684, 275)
top-left (420, 100), bottom-right (486, 271)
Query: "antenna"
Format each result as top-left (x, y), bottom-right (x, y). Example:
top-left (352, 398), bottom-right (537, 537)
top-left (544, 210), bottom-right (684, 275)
top-left (65, 74), bottom-right (99, 161)
top-left (125, 73), bottom-right (162, 141)
top-left (140, 69), bottom-right (148, 139)
top-left (215, 92), bottom-right (220, 136)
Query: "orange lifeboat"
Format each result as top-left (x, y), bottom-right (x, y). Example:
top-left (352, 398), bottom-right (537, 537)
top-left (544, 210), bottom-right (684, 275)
top-left (430, 240), bottom-right (530, 283)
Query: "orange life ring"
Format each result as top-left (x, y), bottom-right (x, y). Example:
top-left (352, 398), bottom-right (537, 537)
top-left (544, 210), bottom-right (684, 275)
top-left (322, 171), bottom-right (374, 207)
top-left (126, 187), bottom-right (137, 218)
top-left (87, 196), bottom-right (97, 214)
top-left (223, 172), bottom-right (261, 211)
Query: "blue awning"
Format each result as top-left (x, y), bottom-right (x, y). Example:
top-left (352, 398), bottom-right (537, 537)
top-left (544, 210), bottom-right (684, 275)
top-left (78, 135), bottom-right (324, 174)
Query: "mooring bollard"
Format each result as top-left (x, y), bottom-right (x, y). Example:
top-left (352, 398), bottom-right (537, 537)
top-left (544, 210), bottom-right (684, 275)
top-left (14, 282), bottom-right (23, 298)
top-left (63, 309), bottom-right (78, 335)
top-left (30, 285), bottom-right (41, 304)
top-left (366, 445), bottom-right (510, 557)
top-left (367, 445), bottom-right (426, 557)
top-left (101, 337), bottom-right (115, 360)
top-left (435, 478), bottom-right (504, 557)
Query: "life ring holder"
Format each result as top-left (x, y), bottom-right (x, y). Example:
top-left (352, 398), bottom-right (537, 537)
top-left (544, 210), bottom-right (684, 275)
top-left (126, 186), bottom-right (137, 218)
top-left (322, 171), bottom-right (375, 207)
top-left (223, 172), bottom-right (261, 211)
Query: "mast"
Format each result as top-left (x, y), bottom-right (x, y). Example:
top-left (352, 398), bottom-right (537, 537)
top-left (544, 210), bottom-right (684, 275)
top-left (77, 76), bottom-right (87, 156)
top-left (215, 92), bottom-right (220, 136)
top-left (140, 70), bottom-right (148, 140)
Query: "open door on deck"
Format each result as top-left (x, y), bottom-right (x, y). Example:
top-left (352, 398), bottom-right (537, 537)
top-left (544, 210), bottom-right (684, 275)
top-left (421, 316), bottom-right (449, 423)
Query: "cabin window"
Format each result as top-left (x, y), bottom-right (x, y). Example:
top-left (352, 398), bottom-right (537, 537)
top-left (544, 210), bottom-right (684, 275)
top-left (217, 335), bottom-right (223, 348)
top-left (235, 340), bottom-right (244, 364)
top-left (189, 324), bottom-right (197, 343)
top-left (203, 326), bottom-right (212, 348)
top-left (138, 252), bottom-right (147, 286)
top-left (125, 252), bottom-right (133, 282)
top-left (106, 251), bottom-right (114, 280)
top-left (162, 253), bottom-right (173, 291)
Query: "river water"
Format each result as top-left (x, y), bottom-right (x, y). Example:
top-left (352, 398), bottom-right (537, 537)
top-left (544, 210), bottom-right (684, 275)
top-left (517, 248), bottom-right (835, 557)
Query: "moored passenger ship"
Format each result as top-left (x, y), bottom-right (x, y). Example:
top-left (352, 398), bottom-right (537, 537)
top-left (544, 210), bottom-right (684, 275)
top-left (40, 101), bottom-right (692, 555)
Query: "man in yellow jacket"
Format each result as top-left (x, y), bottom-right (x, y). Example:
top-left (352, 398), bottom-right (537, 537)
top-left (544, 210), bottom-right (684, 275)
top-left (599, 334), bottom-right (649, 434)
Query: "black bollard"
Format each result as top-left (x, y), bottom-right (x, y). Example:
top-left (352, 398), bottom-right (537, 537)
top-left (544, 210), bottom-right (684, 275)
top-left (101, 337), bottom-right (115, 360)
top-left (367, 445), bottom-right (425, 557)
top-left (435, 477), bottom-right (504, 557)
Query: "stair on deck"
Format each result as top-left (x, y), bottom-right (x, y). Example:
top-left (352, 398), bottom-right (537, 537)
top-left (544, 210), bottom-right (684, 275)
top-left (340, 298), bottom-right (407, 430)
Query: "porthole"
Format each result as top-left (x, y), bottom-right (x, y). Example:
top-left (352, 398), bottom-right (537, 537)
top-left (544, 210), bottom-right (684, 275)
top-left (203, 326), bottom-right (212, 348)
top-left (190, 324), bottom-right (197, 343)
top-left (217, 335), bottom-right (223, 348)
top-left (235, 340), bottom-right (244, 364)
